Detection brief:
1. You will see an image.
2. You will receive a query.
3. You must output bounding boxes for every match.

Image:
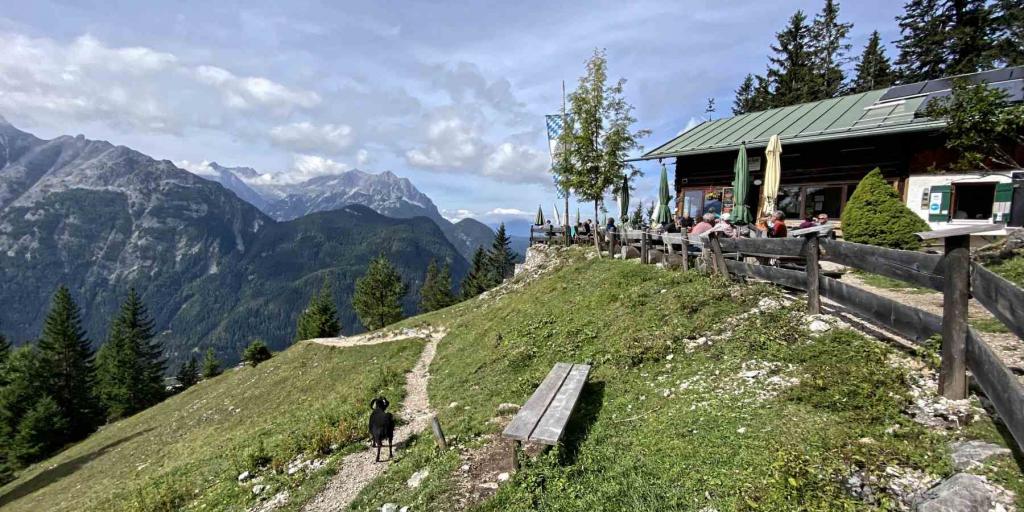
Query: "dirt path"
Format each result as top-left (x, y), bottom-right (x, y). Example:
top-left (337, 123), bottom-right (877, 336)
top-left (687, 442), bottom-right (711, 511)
top-left (301, 327), bottom-right (446, 512)
top-left (840, 272), bottom-right (1024, 376)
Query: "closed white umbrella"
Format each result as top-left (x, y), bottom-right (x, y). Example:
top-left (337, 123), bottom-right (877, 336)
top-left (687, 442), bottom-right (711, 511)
top-left (552, 204), bottom-right (561, 227)
top-left (761, 135), bottom-right (782, 218)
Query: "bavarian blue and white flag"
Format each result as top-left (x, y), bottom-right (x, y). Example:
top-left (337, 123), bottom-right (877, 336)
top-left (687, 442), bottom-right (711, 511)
top-left (545, 114), bottom-right (565, 162)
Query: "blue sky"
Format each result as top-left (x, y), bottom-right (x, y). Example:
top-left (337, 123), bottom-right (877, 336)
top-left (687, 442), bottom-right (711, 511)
top-left (0, 0), bottom-right (906, 227)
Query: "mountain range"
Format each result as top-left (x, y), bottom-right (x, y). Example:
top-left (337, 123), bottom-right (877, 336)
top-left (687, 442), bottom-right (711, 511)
top-left (0, 117), bottom-right (468, 365)
top-left (197, 163), bottom-right (494, 260)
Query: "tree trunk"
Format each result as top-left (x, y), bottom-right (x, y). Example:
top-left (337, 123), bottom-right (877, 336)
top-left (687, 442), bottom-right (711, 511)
top-left (593, 200), bottom-right (601, 257)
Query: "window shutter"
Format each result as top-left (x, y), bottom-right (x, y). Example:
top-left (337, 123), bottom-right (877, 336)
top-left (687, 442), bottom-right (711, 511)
top-left (993, 182), bottom-right (1013, 222)
top-left (928, 185), bottom-right (951, 222)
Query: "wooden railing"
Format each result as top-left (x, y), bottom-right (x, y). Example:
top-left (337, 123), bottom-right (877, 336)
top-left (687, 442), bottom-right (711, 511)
top-left (599, 222), bottom-right (1023, 452)
top-left (695, 223), bottom-right (1023, 453)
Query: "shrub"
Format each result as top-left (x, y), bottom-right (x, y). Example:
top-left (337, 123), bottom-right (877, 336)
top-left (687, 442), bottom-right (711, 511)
top-left (841, 169), bottom-right (929, 250)
top-left (242, 340), bottom-right (272, 366)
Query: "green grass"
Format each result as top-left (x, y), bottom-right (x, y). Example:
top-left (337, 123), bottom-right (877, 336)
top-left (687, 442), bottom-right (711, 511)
top-left (970, 316), bottom-right (1011, 333)
top-left (852, 270), bottom-right (932, 294)
top-left (0, 340), bottom-right (424, 511)
top-left (350, 253), bottom-right (966, 511)
top-left (986, 253), bottom-right (1024, 288)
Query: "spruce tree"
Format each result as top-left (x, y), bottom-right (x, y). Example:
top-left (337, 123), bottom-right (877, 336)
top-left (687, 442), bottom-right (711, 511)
top-left (419, 260), bottom-right (456, 313)
top-left (176, 356), bottom-right (199, 389)
top-left (767, 11), bottom-right (816, 107)
top-left (201, 348), bottom-right (222, 379)
top-left (460, 247), bottom-right (492, 299)
top-left (95, 289), bottom-right (165, 420)
top-left (0, 346), bottom-right (47, 465)
top-left (38, 286), bottom-right (99, 439)
top-left (296, 279), bottom-right (341, 341)
top-left (992, 0), bottom-right (1024, 65)
top-left (242, 340), bottom-right (272, 366)
top-left (896, 0), bottom-right (995, 82)
top-left (750, 74), bottom-right (774, 111)
top-left (353, 255), bottom-right (408, 331)
top-left (841, 169), bottom-right (930, 250)
top-left (487, 223), bottom-right (518, 284)
top-left (732, 74), bottom-right (757, 115)
top-left (11, 396), bottom-right (67, 465)
top-left (852, 31), bottom-right (896, 93)
top-left (809, 0), bottom-right (853, 99)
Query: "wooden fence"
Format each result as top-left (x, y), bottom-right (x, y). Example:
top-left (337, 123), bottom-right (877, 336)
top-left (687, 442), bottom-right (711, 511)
top-left (600, 223), bottom-right (1024, 453)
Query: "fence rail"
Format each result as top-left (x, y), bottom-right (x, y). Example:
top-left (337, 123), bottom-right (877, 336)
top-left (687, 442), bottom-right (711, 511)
top-left (597, 224), bottom-right (1024, 453)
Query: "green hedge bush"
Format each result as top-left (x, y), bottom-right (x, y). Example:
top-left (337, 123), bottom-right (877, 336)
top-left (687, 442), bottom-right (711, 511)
top-left (841, 168), bottom-right (929, 250)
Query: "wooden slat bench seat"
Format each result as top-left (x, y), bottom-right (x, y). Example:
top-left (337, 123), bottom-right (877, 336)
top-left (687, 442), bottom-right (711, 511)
top-left (502, 362), bottom-right (591, 466)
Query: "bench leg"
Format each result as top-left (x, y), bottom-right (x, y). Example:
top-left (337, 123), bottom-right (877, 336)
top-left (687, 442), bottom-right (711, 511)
top-left (510, 440), bottom-right (521, 471)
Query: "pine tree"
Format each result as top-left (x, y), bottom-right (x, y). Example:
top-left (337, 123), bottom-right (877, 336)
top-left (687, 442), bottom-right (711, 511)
top-left (896, 0), bottom-right (995, 82)
top-left (767, 11), bottom-right (816, 106)
top-left (809, 0), bottom-right (853, 99)
top-left (176, 356), bottom-right (199, 389)
top-left (487, 223), bottom-right (518, 284)
top-left (419, 260), bottom-right (456, 313)
top-left (992, 0), bottom-right (1024, 65)
top-left (95, 289), bottom-right (165, 420)
top-left (852, 31), bottom-right (896, 93)
top-left (201, 348), bottom-right (222, 379)
top-left (0, 346), bottom-right (47, 465)
top-left (37, 286), bottom-right (100, 439)
top-left (460, 247), bottom-right (492, 299)
top-left (629, 202), bottom-right (645, 229)
top-left (732, 74), bottom-right (757, 115)
top-left (353, 255), bottom-right (408, 331)
top-left (751, 74), bottom-right (774, 111)
top-left (296, 279), bottom-right (341, 341)
top-left (11, 396), bottom-right (67, 464)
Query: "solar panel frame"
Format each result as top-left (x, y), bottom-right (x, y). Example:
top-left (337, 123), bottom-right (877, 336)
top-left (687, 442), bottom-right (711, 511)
top-left (879, 82), bottom-right (926, 102)
top-left (920, 78), bottom-right (953, 94)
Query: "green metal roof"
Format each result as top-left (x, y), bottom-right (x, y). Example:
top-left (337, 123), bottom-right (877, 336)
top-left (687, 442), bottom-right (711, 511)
top-left (641, 88), bottom-right (946, 160)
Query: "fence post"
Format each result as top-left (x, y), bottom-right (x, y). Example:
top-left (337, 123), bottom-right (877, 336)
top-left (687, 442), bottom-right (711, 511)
top-left (430, 416), bottom-right (448, 450)
top-left (709, 233), bottom-right (728, 277)
top-left (681, 233), bottom-right (690, 271)
top-left (640, 231), bottom-right (649, 264)
top-left (940, 234), bottom-right (970, 399)
top-left (804, 234), bottom-right (821, 314)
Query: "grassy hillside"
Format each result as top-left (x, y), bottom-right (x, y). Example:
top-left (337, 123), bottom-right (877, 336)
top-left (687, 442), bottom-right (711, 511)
top-left (351, 250), bottom-right (1021, 511)
top-left (0, 340), bottom-right (423, 511)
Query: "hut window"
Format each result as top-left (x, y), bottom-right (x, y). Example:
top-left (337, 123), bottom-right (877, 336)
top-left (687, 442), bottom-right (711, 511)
top-left (803, 185), bottom-right (844, 218)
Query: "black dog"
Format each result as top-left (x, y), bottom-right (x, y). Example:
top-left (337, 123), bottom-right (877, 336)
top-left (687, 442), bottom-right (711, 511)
top-left (368, 397), bottom-right (394, 462)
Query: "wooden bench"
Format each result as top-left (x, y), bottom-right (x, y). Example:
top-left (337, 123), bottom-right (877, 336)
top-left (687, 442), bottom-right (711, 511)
top-left (501, 362), bottom-right (591, 468)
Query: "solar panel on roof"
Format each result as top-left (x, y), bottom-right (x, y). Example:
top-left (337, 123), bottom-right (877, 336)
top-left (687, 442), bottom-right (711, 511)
top-left (880, 82), bottom-right (927, 101)
top-left (1012, 67), bottom-right (1024, 80)
top-left (915, 90), bottom-right (952, 114)
top-left (969, 68), bottom-right (1014, 84)
top-left (991, 80), bottom-right (1024, 102)
top-left (921, 78), bottom-right (953, 94)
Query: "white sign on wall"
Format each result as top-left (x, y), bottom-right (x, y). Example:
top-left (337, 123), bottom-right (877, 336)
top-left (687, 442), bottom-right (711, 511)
top-left (929, 192), bottom-right (943, 214)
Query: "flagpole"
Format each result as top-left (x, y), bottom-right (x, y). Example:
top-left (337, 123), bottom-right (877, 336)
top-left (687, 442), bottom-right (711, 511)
top-left (562, 80), bottom-right (570, 246)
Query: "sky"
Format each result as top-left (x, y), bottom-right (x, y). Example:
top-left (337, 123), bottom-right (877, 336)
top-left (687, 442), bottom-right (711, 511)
top-left (0, 0), bottom-right (907, 229)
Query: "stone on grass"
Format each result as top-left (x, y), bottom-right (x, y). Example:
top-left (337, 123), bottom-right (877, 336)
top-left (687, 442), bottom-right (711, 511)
top-left (497, 403), bottom-right (520, 414)
top-left (381, 503), bottom-right (399, 512)
top-left (478, 482), bottom-right (499, 490)
top-left (252, 484), bottom-right (267, 495)
top-left (808, 319), bottom-right (831, 333)
top-left (950, 440), bottom-right (1011, 471)
top-left (914, 473), bottom-right (997, 512)
top-left (497, 472), bottom-right (510, 482)
top-left (237, 471), bottom-right (251, 483)
top-left (407, 468), bottom-right (429, 488)
top-left (400, 507), bottom-right (410, 512)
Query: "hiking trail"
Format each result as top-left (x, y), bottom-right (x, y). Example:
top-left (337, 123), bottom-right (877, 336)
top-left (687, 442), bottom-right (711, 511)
top-left (300, 326), bottom-right (446, 512)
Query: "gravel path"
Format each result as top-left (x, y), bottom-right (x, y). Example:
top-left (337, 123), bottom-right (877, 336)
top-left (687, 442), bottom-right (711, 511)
top-left (301, 327), bottom-right (445, 512)
top-left (840, 272), bottom-right (1024, 378)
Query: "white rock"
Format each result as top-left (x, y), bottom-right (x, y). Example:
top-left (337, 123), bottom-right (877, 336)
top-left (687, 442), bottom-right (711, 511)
top-left (665, 353), bottom-right (674, 360)
top-left (460, 464), bottom-right (470, 472)
top-left (736, 427), bottom-right (747, 434)
top-left (399, 507), bottom-right (410, 512)
top-left (381, 504), bottom-right (399, 512)
top-left (252, 484), bottom-right (267, 495)
top-left (950, 440), bottom-right (1011, 471)
top-left (478, 482), bottom-right (499, 490)
top-left (407, 468), bottom-right (429, 488)
top-left (237, 471), bottom-right (251, 483)
top-left (287, 466), bottom-right (300, 475)
top-left (497, 472), bottom-right (510, 482)
top-left (808, 319), bottom-right (831, 333)
top-left (448, 401), bottom-right (459, 408)
top-left (497, 402), bottom-right (521, 414)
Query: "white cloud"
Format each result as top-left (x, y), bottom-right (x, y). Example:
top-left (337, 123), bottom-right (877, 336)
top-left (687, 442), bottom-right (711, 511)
top-left (405, 114), bottom-right (484, 169)
top-left (487, 208), bottom-right (531, 216)
top-left (293, 154), bottom-right (350, 177)
top-left (441, 208), bottom-right (475, 222)
top-left (194, 65), bottom-right (320, 110)
top-left (482, 142), bottom-right (549, 183)
top-left (269, 122), bottom-right (354, 152)
top-left (356, 149), bottom-right (370, 166)
top-left (174, 159), bottom-right (215, 176)
top-left (679, 116), bottom-right (703, 135)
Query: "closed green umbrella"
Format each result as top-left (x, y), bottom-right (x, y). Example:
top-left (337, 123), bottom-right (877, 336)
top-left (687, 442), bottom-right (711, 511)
top-left (656, 162), bottom-right (672, 225)
top-left (619, 175), bottom-right (630, 226)
top-left (732, 143), bottom-right (752, 225)
top-left (535, 205), bottom-right (544, 225)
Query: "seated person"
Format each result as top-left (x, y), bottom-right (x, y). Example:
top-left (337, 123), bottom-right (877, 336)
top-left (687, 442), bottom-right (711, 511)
top-left (690, 213), bottom-right (716, 236)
